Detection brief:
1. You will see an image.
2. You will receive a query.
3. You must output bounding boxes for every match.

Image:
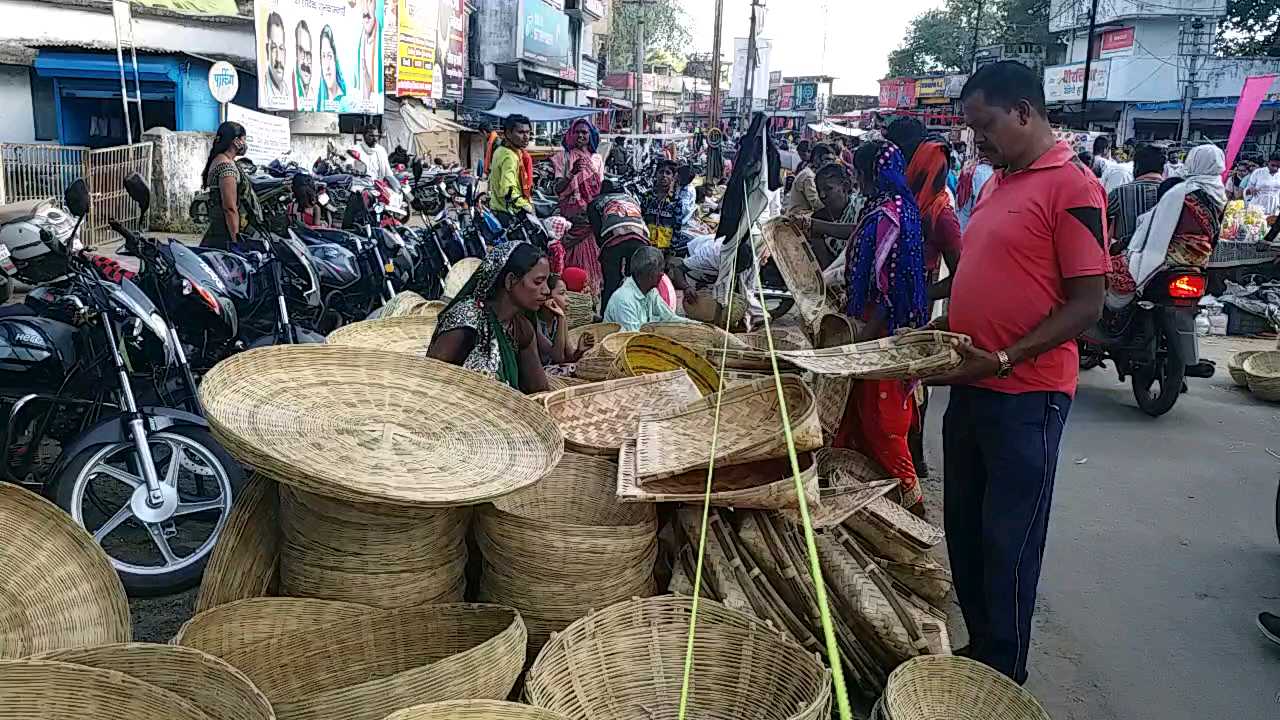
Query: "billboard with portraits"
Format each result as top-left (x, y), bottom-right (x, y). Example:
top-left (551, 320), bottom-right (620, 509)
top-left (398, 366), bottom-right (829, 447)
top-left (255, 0), bottom-right (385, 114)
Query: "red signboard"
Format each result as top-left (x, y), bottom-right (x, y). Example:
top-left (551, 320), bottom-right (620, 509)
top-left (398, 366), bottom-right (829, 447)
top-left (878, 78), bottom-right (917, 109)
top-left (1100, 27), bottom-right (1135, 57)
top-left (778, 84), bottom-right (794, 110)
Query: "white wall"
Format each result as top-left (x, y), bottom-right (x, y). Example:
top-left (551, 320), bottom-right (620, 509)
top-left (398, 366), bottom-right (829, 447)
top-left (2, 1), bottom-right (255, 64)
top-left (1050, 0), bottom-right (1227, 33)
top-left (0, 65), bottom-right (34, 143)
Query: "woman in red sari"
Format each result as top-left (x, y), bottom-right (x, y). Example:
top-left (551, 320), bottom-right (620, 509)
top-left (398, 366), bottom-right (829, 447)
top-left (552, 118), bottom-right (605, 296)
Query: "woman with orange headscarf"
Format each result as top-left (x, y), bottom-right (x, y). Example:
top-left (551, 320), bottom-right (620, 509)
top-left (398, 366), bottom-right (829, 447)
top-left (886, 117), bottom-right (962, 300)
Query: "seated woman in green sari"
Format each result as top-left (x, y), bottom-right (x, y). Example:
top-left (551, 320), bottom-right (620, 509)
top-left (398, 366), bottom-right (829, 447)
top-left (428, 242), bottom-right (552, 393)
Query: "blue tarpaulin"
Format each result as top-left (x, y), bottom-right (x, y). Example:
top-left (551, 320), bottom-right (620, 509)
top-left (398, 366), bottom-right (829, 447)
top-left (477, 93), bottom-right (600, 123)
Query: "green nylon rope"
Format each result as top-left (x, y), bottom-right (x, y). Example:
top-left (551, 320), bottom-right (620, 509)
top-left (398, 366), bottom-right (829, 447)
top-left (675, 190), bottom-right (853, 720)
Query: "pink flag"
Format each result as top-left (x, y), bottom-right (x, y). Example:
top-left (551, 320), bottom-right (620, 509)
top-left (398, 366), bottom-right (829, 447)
top-left (1224, 74), bottom-right (1277, 180)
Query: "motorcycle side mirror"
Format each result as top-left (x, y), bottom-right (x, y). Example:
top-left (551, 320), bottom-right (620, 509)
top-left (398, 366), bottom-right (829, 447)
top-left (412, 158), bottom-right (423, 182)
top-left (64, 179), bottom-right (91, 218)
top-left (123, 172), bottom-right (150, 216)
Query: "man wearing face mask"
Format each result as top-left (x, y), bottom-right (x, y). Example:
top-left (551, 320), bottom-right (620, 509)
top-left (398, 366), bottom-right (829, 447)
top-left (354, 125), bottom-right (398, 191)
top-left (201, 122), bottom-right (260, 250)
top-left (294, 20), bottom-right (317, 112)
top-left (262, 11), bottom-right (293, 110)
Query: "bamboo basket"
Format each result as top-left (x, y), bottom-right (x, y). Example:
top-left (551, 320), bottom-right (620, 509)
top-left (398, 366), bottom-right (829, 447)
top-left (638, 321), bottom-right (749, 351)
top-left (277, 487), bottom-right (468, 608)
top-left (1228, 349), bottom-right (1262, 387)
top-left (525, 595), bottom-right (831, 720)
top-left (705, 332), bottom-right (804, 372)
top-left (199, 346), bottom-right (564, 507)
top-left (572, 332), bottom-right (640, 381)
top-left (879, 557), bottom-right (954, 607)
top-left (566, 322), bottom-right (620, 349)
top-left (777, 331), bottom-right (968, 380)
top-left (617, 438), bottom-right (820, 510)
top-left (545, 374), bottom-right (590, 391)
top-left (609, 334), bottom-right (723, 396)
top-left (674, 509), bottom-right (756, 616)
top-left (542, 371), bottom-right (701, 455)
top-left (0, 659), bottom-right (209, 719)
top-left (565, 292), bottom-right (596, 328)
top-left (195, 474), bottom-right (280, 612)
top-left (32, 643), bottom-right (274, 720)
top-left (763, 216), bottom-right (838, 338)
top-left (883, 655), bottom-right (1051, 720)
top-left (383, 701), bottom-right (570, 720)
top-left (443, 258), bottom-right (482, 299)
top-left (174, 598), bottom-right (526, 720)
top-left (379, 291), bottom-right (432, 318)
top-left (633, 375), bottom-right (823, 482)
top-left (477, 453), bottom-right (657, 654)
top-left (844, 496), bottom-right (945, 564)
top-left (325, 316), bottom-right (439, 357)
top-left (0, 485), bottom-right (130, 658)
top-left (1243, 350), bottom-right (1280, 401)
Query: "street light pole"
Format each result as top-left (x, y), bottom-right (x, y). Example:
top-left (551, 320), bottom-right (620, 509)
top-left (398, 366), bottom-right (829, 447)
top-left (710, 0), bottom-right (724, 129)
top-left (634, 9), bottom-right (645, 134)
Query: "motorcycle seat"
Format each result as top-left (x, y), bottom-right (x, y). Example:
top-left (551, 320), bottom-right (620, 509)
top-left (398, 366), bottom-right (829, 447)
top-left (250, 176), bottom-right (286, 192)
top-left (0, 199), bottom-right (48, 223)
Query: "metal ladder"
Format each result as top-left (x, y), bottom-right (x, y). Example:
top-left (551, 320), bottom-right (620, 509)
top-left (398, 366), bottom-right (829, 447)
top-left (111, 0), bottom-right (145, 145)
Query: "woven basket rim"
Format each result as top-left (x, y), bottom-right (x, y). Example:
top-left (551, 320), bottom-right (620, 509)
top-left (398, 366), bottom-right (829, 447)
top-left (0, 658), bottom-right (212, 719)
top-left (0, 485), bottom-right (131, 659)
top-left (883, 655), bottom-right (1051, 720)
top-left (1242, 350), bottom-right (1280, 379)
top-left (486, 453), bottom-right (655, 530)
top-left (199, 345), bottom-right (564, 506)
top-left (443, 257), bottom-right (483, 299)
top-left (542, 370), bottom-right (700, 454)
top-left (325, 316), bottom-right (440, 354)
top-left (616, 334), bottom-right (722, 395)
top-left (383, 700), bottom-right (570, 720)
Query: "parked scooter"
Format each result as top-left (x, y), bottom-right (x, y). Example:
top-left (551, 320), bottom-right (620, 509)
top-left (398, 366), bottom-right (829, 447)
top-left (1079, 267), bottom-right (1216, 416)
top-left (0, 194), bottom-right (80, 302)
top-left (0, 179), bottom-right (244, 595)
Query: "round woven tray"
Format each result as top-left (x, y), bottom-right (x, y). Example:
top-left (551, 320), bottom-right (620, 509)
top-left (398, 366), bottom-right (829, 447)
top-left (380, 291), bottom-right (441, 319)
top-left (543, 371), bottom-right (701, 455)
top-left (566, 322), bottom-right (620, 349)
top-left (610, 334), bottom-right (722, 396)
top-left (632, 375), bottom-right (824, 482)
top-left (32, 643), bottom-right (273, 720)
top-left (0, 484), bottom-right (130, 658)
top-left (1243, 350), bottom-right (1280, 402)
top-left (326, 316), bottom-right (440, 357)
top-left (383, 701), bottom-right (569, 720)
top-left (175, 598), bottom-right (526, 720)
top-left (572, 332), bottom-right (641, 381)
top-left (777, 330), bottom-right (966, 380)
top-left (277, 486), bottom-right (468, 608)
top-left (883, 655), bottom-right (1051, 720)
top-left (525, 595), bottom-right (831, 720)
top-left (194, 474), bottom-right (280, 613)
top-left (639, 321), bottom-right (749, 351)
top-left (477, 453), bottom-right (657, 653)
top-left (443, 258), bottom-right (482, 299)
top-left (1228, 349), bottom-right (1262, 387)
top-left (199, 345), bottom-right (564, 506)
top-left (0, 659), bottom-right (210, 719)
top-left (763, 217), bottom-right (838, 336)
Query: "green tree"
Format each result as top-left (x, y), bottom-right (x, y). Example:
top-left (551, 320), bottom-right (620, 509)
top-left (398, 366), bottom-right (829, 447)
top-left (1217, 0), bottom-right (1280, 56)
top-left (603, 0), bottom-right (693, 74)
top-left (887, 0), bottom-right (1049, 77)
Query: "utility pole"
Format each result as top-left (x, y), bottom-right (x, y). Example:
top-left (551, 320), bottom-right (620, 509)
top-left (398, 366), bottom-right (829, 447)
top-left (1079, 0), bottom-right (1101, 114)
top-left (709, 0), bottom-right (724, 129)
top-left (1178, 16), bottom-right (1209, 143)
top-left (634, 11), bottom-right (645, 134)
top-left (743, 0), bottom-right (761, 125)
top-left (968, 0), bottom-right (983, 72)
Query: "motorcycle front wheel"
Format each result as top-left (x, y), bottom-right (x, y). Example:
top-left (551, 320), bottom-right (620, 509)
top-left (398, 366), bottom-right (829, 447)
top-left (1131, 327), bottom-right (1185, 417)
top-left (50, 426), bottom-right (243, 596)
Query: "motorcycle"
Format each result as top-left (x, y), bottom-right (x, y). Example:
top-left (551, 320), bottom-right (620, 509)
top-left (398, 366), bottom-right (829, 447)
top-left (0, 194), bottom-right (80, 302)
top-left (0, 179), bottom-right (243, 595)
top-left (1079, 266), bottom-right (1216, 416)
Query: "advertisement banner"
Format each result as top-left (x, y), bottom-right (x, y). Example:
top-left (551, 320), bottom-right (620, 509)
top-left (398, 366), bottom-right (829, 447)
top-left (441, 0), bottom-right (467, 99)
top-left (1043, 61), bottom-right (1110, 103)
top-left (395, 0), bottom-right (436, 97)
top-left (254, 0), bottom-right (385, 114)
top-left (777, 84), bottom-right (793, 110)
top-left (729, 37), bottom-right (771, 100)
top-left (793, 81), bottom-right (817, 111)
top-left (1100, 27), bottom-right (1135, 58)
top-left (133, 0), bottom-right (238, 15)
top-left (226, 103), bottom-right (291, 162)
top-left (878, 77), bottom-right (916, 109)
top-left (520, 0), bottom-right (572, 69)
top-left (915, 76), bottom-right (946, 99)
top-left (944, 74), bottom-right (968, 98)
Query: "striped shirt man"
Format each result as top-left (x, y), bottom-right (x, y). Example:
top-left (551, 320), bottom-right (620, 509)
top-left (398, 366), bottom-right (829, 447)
top-left (1106, 176), bottom-right (1161, 248)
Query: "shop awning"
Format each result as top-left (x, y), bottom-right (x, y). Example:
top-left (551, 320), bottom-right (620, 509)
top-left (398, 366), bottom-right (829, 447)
top-left (478, 92), bottom-right (601, 123)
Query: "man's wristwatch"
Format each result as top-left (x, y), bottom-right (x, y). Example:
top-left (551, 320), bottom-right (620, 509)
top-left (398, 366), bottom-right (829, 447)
top-left (995, 350), bottom-right (1014, 379)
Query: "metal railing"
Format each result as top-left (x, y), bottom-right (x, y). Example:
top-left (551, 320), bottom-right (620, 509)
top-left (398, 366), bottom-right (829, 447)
top-left (0, 142), bottom-right (152, 247)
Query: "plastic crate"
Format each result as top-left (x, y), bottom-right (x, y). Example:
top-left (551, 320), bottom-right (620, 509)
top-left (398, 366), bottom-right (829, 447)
top-left (1225, 304), bottom-right (1275, 336)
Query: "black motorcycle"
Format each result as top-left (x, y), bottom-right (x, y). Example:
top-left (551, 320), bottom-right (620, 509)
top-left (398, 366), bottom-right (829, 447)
top-left (1080, 266), bottom-right (1216, 416)
top-left (2, 179), bottom-right (243, 595)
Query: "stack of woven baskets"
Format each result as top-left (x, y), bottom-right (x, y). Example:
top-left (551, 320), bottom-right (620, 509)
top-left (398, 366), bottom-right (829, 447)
top-left (1232, 349), bottom-right (1280, 402)
top-left (476, 453), bottom-right (657, 655)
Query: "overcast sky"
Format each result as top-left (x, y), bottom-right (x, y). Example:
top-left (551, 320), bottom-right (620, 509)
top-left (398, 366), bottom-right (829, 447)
top-left (681, 0), bottom-right (947, 95)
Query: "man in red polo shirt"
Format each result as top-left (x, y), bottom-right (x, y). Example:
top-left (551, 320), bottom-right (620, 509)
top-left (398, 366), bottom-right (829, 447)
top-left (925, 61), bottom-right (1107, 684)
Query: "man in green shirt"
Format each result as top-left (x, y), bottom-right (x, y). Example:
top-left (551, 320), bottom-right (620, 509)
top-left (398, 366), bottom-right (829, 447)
top-left (489, 113), bottom-right (533, 217)
top-left (603, 246), bottom-right (695, 331)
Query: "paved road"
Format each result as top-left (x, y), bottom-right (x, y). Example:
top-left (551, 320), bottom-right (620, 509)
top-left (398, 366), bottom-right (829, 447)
top-left (925, 335), bottom-right (1280, 720)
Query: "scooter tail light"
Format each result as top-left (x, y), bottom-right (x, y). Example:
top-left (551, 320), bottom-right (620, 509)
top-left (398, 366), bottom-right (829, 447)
top-left (1167, 274), bottom-right (1206, 299)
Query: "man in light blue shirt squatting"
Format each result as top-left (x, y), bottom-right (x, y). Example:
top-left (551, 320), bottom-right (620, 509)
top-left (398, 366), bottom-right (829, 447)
top-left (603, 246), bottom-right (695, 331)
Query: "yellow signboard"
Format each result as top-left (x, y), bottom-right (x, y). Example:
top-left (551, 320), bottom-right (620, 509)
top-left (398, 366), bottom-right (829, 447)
top-left (132, 0), bottom-right (239, 16)
top-left (915, 77), bottom-right (947, 99)
top-left (396, 0), bottom-right (436, 97)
